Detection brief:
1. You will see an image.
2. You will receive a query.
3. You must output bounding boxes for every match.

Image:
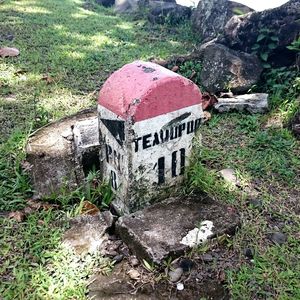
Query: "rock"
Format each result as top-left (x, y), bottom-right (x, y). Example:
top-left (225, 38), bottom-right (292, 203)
top-left (116, 195), bottom-right (240, 264)
top-left (214, 93), bottom-right (269, 113)
top-left (0, 47), bottom-right (19, 57)
top-left (179, 259), bottom-right (194, 272)
top-left (129, 256), bottom-right (140, 267)
top-left (223, 0), bottom-right (300, 67)
top-left (115, 0), bottom-right (175, 13)
top-left (270, 232), bottom-right (287, 245)
top-left (199, 42), bottom-right (263, 93)
top-left (169, 267), bottom-right (183, 282)
top-left (62, 211), bottom-right (114, 255)
top-left (89, 262), bottom-right (155, 299)
top-left (201, 253), bottom-right (213, 262)
top-left (147, 1), bottom-right (191, 24)
top-left (95, 0), bottom-right (115, 7)
top-left (219, 168), bottom-right (239, 186)
top-left (113, 254), bottom-right (124, 263)
top-left (290, 111), bottom-right (300, 139)
top-left (244, 248), bottom-right (254, 259)
top-left (25, 109), bottom-right (99, 197)
top-left (176, 282), bottom-right (184, 291)
top-left (191, 0), bottom-right (253, 42)
top-left (127, 269), bottom-right (140, 280)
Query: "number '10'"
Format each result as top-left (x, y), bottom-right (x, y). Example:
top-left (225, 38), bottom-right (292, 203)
top-left (158, 148), bottom-right (185, 184)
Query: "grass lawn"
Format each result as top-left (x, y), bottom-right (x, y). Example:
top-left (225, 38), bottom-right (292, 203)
top-left (1, 0), bottom-right (300, 299)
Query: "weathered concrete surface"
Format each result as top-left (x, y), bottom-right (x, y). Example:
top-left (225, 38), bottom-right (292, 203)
top-left (73, 117), bottom-right (100, 177)
top-left (98, 60), bottom-right (203, 214)
top-left (26, 109), bottom-right (98, 197)
top-left (199, 42), bottom-right (263, 93)
top-left (214, 93), bottom-right (269, 113)
top-left (63, 211), bottom-right (114, 255)
top-left (116, 195), bottom-right (239, 264)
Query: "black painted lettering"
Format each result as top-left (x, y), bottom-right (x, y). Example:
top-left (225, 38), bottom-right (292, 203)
top-left (110, 170), bottom-right (117, 190)
top-left (195, 118), bottom-right (202, 131)
top-left (172, 151), bottom-right (177, 177)
top-left (158, 157), bottom-right (165, 184)
top-left (160, 129), bottom-right (169, 143)
top-left (178, 123), bottom-right (186, 137)
top-left (170, 126), bottom-right (179, 140)
top-left (152, 132), bottom-right (160, 146)
top-left (143, 134), bottom-right (152, 149)
top-left (187, 120), bottom-right (195, 134)
top-left (134, 137), bottom-right (142, 152)
top-left (105, 144), bottom-right (112, 163)
top-left (179, 148), bottom-right (185, 175)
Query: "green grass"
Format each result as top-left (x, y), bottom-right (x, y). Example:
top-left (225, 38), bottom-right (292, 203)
top-left (1, 0), bottom-right (300, 299)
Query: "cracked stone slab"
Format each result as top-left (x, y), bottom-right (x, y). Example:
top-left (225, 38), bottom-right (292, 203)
top-left (63, 211), bottom-right (114, 255)
top-left (26, 109), bottom-right (99, 197)
top-left (116, 195), bottom-right (239, 264)
top-left (214, 93), bottom-right (268, 113)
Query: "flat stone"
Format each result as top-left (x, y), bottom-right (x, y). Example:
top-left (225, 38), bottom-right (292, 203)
top-left (89, 262), bottom-right (156, 300)
top-left (214, 93), bottom-right (268, 113)
top-left (169, 267), bottom-right (183, 282)
top-left (63, 211), bottom-right (114, 255)
top-left (219, 168), bottom-right (239, 186)
top-left (270, 232), bottom-right (287, 245)
top-left (116, 195), bottom-right (239, 264)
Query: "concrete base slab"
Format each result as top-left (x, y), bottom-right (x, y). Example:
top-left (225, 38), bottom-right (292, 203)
top-left (26, 109), bottom-right (99, 197)
top-left (116, 195), bottom-right (239, 264)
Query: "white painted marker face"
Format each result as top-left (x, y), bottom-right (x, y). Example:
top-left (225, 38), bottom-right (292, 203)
top-left (99, 104), bottom-right (203, 213)
top-left (132, 104), bottom-right (203, 187)
top-left (180, 220), bottom-right (214, 247)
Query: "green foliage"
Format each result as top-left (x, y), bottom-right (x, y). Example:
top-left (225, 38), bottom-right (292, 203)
top-left (287, 37), bottom-right (300, 53)
top-left (251, 28), bottom-right (279, 68)
top-left (179, 60), bottom-right (202, 85)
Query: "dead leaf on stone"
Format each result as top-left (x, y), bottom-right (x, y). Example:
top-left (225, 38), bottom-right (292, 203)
top-left (202, 92), bottom-right (218, 110)
top-left (8, 211), bottom-right (25, 222)
top-left (0, 47), bottom-right (19, 57)
top-left (127, 269), bottom-right (140, 280)
top-left (150, 59), bottom-right (167, 67)
top-left (81, 200), bottom-right (100, 216)
top-left (171, 65), bottom-right (179, 72)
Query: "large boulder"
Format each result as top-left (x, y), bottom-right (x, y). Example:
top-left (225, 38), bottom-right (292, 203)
top-left (95, 0), bottom-right (115, 7)
top-left (191, 0), bottom-right (254, 42)
top-left (147, 1), bottom-right (192, 24)
top-left (199, 42), bottom-right (263, 93)
top-left (223, 0), bottom-right (300, 67)
top-left (114, 0), bottom-right (175, 13)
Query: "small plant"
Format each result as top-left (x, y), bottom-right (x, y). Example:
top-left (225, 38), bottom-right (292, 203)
top-left (251, 28), bottom-right (279, 68)
top-left (179, 60), bottom-right (202, 85)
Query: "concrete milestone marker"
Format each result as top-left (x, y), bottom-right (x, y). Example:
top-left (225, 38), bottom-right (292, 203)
top-left (98, 61), bottom-right (203, 214)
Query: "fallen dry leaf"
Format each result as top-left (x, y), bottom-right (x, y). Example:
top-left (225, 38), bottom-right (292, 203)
top-left (41, 74), bottom-right (54, 84)
top-left (203, 111), bottom-right (212, 123)
top-left (171, 65), bottom-right (179, 72)
top-left (8, 211), bottom-right (25, 222)
top-left (0, 47), bottom-right (19, 57)
top-left (202, 92), bottom-right (218, 110)
top-left (80, 201), bottom-right (100, 216)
